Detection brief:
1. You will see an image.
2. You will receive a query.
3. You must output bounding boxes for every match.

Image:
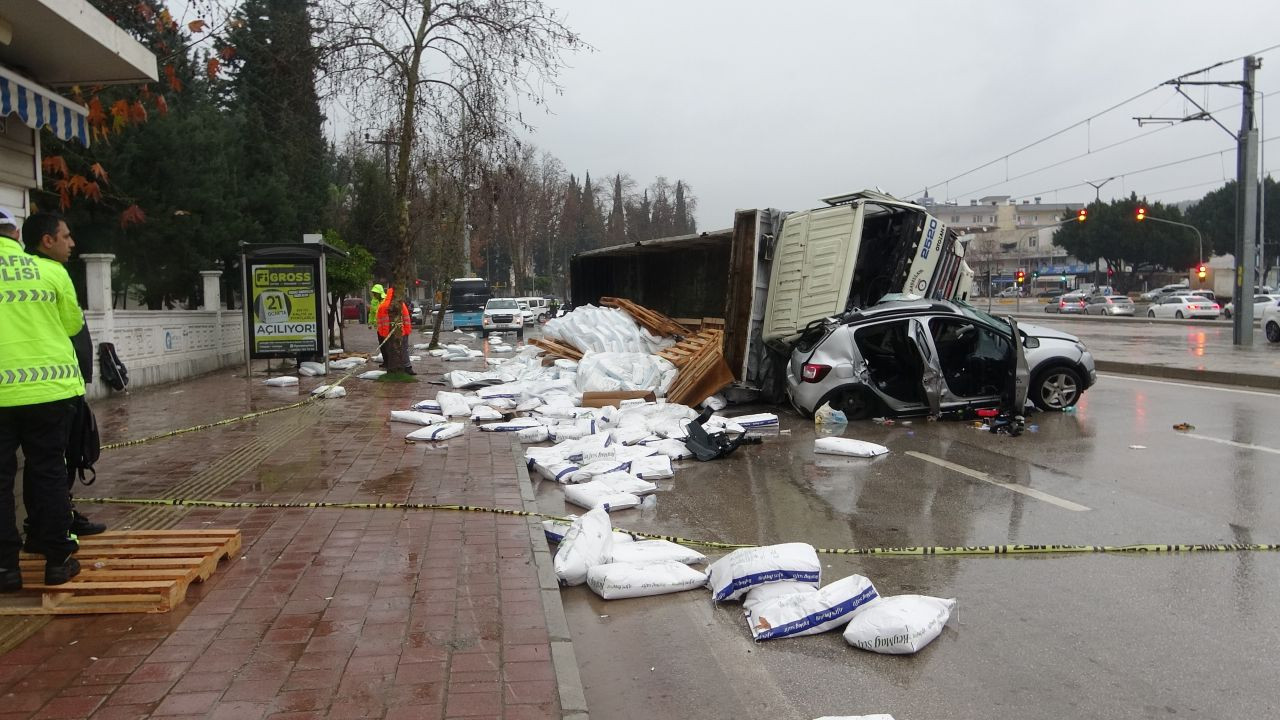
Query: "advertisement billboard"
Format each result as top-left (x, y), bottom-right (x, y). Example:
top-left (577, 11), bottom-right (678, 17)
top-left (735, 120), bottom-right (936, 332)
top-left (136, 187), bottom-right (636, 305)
top-left (246, 260), bottom-right (321, 358)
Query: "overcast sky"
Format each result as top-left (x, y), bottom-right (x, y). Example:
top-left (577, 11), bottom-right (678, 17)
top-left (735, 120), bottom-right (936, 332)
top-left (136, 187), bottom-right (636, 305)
top-left (516, 0), bottom-right (1280, 229)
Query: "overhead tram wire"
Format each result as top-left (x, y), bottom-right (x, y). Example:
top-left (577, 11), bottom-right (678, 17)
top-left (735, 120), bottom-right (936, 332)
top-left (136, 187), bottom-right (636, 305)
top-left (1143, 166), bottom-right (1279, 198)
top-left (905, 43), bottom-right (1280, 201)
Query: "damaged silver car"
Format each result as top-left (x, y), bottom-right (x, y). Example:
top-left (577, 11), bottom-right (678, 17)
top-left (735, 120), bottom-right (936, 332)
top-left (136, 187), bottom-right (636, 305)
top-left (785, 299), bottom-right (1096, 418)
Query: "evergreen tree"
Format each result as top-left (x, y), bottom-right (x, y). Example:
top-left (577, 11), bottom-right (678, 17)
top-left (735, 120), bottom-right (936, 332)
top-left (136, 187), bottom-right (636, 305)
top-left (559, 174), bottom-right (582, 261)
top-left (674, 181), bottom-right (689, 235)
top-left (649, 177), bottom-right (674, 237)
top-left (605, 174), bottom-right (626, 246)
top-left (581, 171), bottom-right (606, 249)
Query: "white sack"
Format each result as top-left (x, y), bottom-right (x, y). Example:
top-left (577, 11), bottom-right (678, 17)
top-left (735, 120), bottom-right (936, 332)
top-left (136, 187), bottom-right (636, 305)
top-left (701, 394), bottom-right (727, 411)
top-left (435, 391), bottom-right (472, 417)
top-left (594, 472), bottom-right (658, 497)
top-left (389, 410), bottom-right (448, 425)
top-left (567, 460), bottom-right (632, 484)
top-left (310, 384), bottom-right (347, 399)
top-left (405, 423), bottom-right (465, 441)
top-left (470, 406), bottom-right (503, 421)
top-left (743, 581), bottom-right (819, 614)
top-left (707, 543), bottom-right (822, 603)
top-left (586, 561), bottom-right (708, 600)
top-left (478, 417), bottom-right (544, 432)
top-left (629, 455), bottom-right (674, 480)
top-left (299, 361), bottom-right (327, 376)
top-left (746, 574), bottom-right (879, 641)
top-left (412, 399), bottom-right (442, 413)
top-left (563, 481), bottom-right (642, 511)
top-left (814, 437), bottom-right (889, 458)
top-left (642, 438), bottom-right (696, 460)
top-left (611, 427), bottom-right (652, 446)
top-left (553, 507), bottom-right (614, 586)
top-left (843, 595), bottom-right (957, 655)
top-left (609, 540), bottom-right (705, 565)
top-left (516, 426), bottom-right (551, 444)
top-left (264, 376), bottom-right (298, 387)
top-left (731, 413), bottom-right (780, 429)
top-left (357, 370), bottom-right (386, 380)
top-left (531, 459), bottom-right (580, 484)
top-left (541, 517), bottom-right (635, 545)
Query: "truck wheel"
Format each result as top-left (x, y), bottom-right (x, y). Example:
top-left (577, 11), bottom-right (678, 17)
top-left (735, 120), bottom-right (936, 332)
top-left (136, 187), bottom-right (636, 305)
top-left (1031, 366), bottom-right (1083, 411)
top-left (1266, 321), bottom-right (1280, 343)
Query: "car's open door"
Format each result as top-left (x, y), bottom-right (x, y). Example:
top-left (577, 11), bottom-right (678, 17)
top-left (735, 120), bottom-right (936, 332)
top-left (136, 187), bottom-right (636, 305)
top-left (1003, 317), bottom-right (1030, 412)
top-left (907, 318), bottom-right (943, 415)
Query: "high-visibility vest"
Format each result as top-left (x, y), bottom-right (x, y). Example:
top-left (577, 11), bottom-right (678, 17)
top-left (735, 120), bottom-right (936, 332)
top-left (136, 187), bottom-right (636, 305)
top-left (0, 236), bottom-right (85, 407)
top-left (377, 288), bottom-right (412, 338)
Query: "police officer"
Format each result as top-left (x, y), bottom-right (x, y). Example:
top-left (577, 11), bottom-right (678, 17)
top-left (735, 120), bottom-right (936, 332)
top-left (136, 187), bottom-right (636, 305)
top-left (0, 208), bottom-right (83, 588)
top-left (24, 212), bottom-right (106, 537)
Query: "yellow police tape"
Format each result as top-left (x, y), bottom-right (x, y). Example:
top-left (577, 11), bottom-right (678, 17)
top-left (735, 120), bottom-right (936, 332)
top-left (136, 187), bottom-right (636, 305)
top-left (73, 496), bottom-right (1280, 557)
top-left (100, 333), bottom-right (401, 452)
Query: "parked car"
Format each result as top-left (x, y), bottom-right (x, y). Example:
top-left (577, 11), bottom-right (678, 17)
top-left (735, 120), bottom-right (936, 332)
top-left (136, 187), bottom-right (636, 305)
top-left (517, 300), bottom-right (535, 324)
top-left (1188, 289), bottom-right (1217, 303)
top-left (517, 296), bottom-right (552, 322)
top-left (1045, 292), bottom-right (1088, 314)
top-left (1222, 294), bottom-right (1280, 320)
top-left (1085, 294), bottom-right (1135, 316)
top-left (481, 297), bottom-right (525, 339)
top-left (1263, 298), bottom-right (1280, 342)
top-left (786, 299), bottom-right (1096, 419)
top-left (1035, 289), bottom-right (1064, 299)
top-left (1146, 294), bottom-right (1220, 320)
top-left (340, 297), bottom-right (365, 321)
top-left (997, 287), bottom-right (1024, 298)
top-left (1139, 283), bottom-right (1189, 302)
top-left (410, 301), bottom-right (425, 324)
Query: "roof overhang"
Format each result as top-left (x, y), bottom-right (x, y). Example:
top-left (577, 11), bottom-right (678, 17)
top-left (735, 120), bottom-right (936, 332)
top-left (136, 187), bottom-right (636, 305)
top-left (0, 0), bottom-right (158, 87)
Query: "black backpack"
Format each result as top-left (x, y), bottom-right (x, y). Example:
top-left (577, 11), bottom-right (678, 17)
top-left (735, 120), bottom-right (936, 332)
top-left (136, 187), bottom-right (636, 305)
top-left (98, 342), bottom-right (129, 392)
top-left (67, 398), bottom-right (100, 485)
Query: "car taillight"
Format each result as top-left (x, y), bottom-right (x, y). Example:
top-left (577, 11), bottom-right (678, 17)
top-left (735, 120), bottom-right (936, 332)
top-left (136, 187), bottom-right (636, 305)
top-left (801, 363), bottom-right (832, 383)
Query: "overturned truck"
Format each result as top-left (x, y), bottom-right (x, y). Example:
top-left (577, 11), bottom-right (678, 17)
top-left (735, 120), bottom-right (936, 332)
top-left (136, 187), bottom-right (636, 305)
top-left (569, 190), bottom-right (973, 398)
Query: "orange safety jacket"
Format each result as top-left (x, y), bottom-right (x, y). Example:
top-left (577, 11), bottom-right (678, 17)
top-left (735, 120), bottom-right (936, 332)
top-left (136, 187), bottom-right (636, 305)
top-left (376, 288), bottom-right (412, 337)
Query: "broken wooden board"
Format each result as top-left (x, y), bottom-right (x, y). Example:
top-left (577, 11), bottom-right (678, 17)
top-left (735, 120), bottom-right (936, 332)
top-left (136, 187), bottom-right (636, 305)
top-left (0, 529), bottom-right (241, 615)
top-left (529, 337), bottom-right (584, 361)
top-left (600, 297), bottom-right (691, 338)
top-left (666, 349), bottom-right (736, 407)
top-left (657, 329), bottom-right (725, 368)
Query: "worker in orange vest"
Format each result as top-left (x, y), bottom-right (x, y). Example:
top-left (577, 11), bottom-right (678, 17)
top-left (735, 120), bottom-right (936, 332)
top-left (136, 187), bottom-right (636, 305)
top-left (376, 286), bottom-right (414, 373)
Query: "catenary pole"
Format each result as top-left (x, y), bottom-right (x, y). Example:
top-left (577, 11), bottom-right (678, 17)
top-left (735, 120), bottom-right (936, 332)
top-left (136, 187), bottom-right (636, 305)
top-left (1234, 56), bottom-right (1261, 345)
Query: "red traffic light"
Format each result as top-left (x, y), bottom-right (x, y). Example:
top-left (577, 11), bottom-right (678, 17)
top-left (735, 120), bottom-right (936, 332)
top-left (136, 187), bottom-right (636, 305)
top-left (1076, 208), bottom-right (1088, 222)
top-left (1196, 264), bottom-right (1207, 279)
top-left (1135, 206), bottom-right (1147, 222)
top-left (1015, 270), bottom-right (1026, 284)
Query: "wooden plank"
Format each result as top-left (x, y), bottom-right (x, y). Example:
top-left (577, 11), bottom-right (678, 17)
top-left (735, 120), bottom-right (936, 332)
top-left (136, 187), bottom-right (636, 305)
top-left (600, 297), bottom-right (691, 337)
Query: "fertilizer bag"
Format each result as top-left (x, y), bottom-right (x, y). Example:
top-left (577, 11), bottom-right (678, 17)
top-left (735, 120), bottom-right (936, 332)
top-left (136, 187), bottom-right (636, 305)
top-left (586, 561), bottom-right (708, 600)
top-left (405, 423), bottom-right (465, 441)
top-left (814, 437), bottom-right (889, 458)
top-left (706, 543), bottom-right (821, 602)
top-left (842, 594), bottom-right (957, 654)
top-left (746, 574), bottom-right (879, 641)
top-left (609, 539), bottom-right (705, 565)
top-left (553, 507), bottom-right (614, 586)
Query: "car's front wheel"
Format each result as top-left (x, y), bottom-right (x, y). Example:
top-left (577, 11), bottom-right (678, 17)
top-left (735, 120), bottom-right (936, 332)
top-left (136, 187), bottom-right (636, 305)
top-left (1148, 310), bottom-right (1156, 318)
top-left (1030, 366), bottom-right (1083, 411)
top-left (1266, 321), bottom-right (1280, 343)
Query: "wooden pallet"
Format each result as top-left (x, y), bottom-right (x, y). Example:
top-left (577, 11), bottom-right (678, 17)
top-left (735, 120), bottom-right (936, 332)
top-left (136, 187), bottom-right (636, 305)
top-left (600, 297), bottom-right (691, 338)
top-left (0, 529), bottom-right (241, 615)
top-left (663, 331), bottom-right (736, 407)
top-left (529, 337), bottom-right (584, 361)
top-left (657, 329), bottom-right (724, 368)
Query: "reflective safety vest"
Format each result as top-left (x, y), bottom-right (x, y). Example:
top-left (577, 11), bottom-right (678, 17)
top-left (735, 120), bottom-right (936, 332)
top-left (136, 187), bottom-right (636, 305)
top-left (376, 288), bottom-right (412, 338)
top-left (0, 236), bottom-right (85, 407)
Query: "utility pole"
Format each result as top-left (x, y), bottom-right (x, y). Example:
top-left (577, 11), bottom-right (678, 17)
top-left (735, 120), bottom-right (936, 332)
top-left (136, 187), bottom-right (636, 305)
top-left (1135, 55), bottom-right (1262, 345)
top-left (1085, 178), bottom-right (1115, 288)
top-left (1235, 56), bottom-right (1261, 345)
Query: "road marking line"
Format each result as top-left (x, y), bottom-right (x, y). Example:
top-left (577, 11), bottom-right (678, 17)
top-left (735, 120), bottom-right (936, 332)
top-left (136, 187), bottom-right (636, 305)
top-left (1099, 373), bottom-right (1280, 398)
top-left (906, 451), bottom-right (1091, 512)
top-left (1182, 432), bottom-right (1280, 456)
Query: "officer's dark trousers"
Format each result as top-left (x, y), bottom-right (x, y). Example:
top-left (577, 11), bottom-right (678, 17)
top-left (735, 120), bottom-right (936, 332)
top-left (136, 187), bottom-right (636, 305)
top-left (0, 398), bottom-right (77, 566)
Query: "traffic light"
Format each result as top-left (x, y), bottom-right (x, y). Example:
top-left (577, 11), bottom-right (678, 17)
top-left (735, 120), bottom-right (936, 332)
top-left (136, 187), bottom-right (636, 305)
top-left (1107, 267), bottom-right (1114, 278)
top-left (1015, 269), bottom-right (1026, 285)
top-left (1032, 270), bottom-right (1040, 279)
top-left (1135, 206), bottom-right (1147, 222)
top-left (1197, 264), bottom-right (1207, 280)
top-left (1076, 208), bottom-right (1088, 223)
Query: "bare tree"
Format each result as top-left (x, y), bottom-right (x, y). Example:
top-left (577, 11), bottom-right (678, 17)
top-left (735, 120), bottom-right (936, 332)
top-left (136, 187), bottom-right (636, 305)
top-left (317, 0), bottom-right (584, 368)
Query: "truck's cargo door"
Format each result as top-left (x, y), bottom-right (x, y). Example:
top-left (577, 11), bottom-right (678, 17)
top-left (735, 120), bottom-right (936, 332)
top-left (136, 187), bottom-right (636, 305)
top-left (762, 204), bottom-right (863, 342)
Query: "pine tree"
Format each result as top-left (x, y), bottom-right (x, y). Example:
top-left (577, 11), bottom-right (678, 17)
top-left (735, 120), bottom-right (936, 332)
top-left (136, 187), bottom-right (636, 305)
top-left (559, 174), bottom-right (582, 264)
top-left (674, 181), bottom-right (689, 235)
top-left (581, 171), bottom-right (606, 249)
top-left (605, 173), bottom-right (626, 246)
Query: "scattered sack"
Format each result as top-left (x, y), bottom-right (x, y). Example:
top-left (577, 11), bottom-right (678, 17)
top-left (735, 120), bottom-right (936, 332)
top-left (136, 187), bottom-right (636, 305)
top-left (389, 410), bottom-right (447, 425)
top-left (470, 406), bottom-right (503, 421)
top-left (814, 437), bottom-right (888, 458)
top-left (594, 472), bottom-right (658, 497)
top-left (553, 507), bottom-right (614, 586)
top-left (730, 413), bottom-right (779, 429)
top-left (357, 370), bottom-right (387, 380)
top-left (405, 423), bottom-right (465, 441)
top-left (299, 361), bottom-right (328, 376)
top-left (609, 540), bottom-right (705, 565)
top-left (478, 418), bottom-right (544, 432)
top-left (842, 595), bottom-right (957, 655)
top-left (706, 543), bottom-right (822, 603)
top-left (745, 574), bottom-right (879, 641)
top-left (629, 454), bottom-right (674, 479)
top-left (642, 438), bottom-right (695, 460)
top-left (264, 376), bottom-right (298, 387)
top-left (587, 561), bottom-right (709, 600)
top-left (701, 394), bottom-right (727, 411)
top-left (743, 581), bottom-right (819, 614)
top-left (412, 399), bottom-right (443, 413)
top-left (563, 481), bottom-right (642, 512)
top-left (541, 517), bottom-right (635, 545)
top-left (435, 392), bottom-right (472, 417)
top-left (311, 384), bottom-right (347, 399)
top-left (516, 426), bottom-right (551, 443)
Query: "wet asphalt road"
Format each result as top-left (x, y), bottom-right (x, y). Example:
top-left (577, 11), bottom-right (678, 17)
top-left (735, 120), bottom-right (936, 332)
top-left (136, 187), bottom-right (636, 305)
top-left (532, 374), bottom-right (1280, 720)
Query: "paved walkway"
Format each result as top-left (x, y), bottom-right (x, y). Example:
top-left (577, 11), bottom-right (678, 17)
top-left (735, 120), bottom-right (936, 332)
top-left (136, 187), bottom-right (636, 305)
top-left (0, 325), bottom-right (582, 720)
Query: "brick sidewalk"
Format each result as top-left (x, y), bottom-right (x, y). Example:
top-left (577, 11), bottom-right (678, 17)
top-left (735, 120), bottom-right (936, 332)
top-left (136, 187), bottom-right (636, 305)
top-left (0, 324), bottom-right (583, 719)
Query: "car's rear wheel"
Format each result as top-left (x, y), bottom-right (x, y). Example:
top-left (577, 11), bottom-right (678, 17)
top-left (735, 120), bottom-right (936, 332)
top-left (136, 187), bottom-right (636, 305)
top-left (1147, 310), bottom-right (1156, 318)
top-left (1175, 310), bottom-right (1184, 319)
top-left (1224, 308), bottom-right (1232, 319)
top-left (1266, 321), bottom-right (1280, 343)
top-left (1030, 366), bottom-right (1083, 411)
top-left (832, 386), bottom-right (879, 421)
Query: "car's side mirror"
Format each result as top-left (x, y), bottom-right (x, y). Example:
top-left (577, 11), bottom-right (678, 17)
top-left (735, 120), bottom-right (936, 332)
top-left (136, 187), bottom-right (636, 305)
top-left (1021, 334), bottom-right (1040, 349)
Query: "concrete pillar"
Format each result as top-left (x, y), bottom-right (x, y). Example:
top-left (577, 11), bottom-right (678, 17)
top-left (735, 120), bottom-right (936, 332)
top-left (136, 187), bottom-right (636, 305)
top-left (200, 270), bottom-right (223, 311)
top-left (80, 253), bottom-right (115, 312)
